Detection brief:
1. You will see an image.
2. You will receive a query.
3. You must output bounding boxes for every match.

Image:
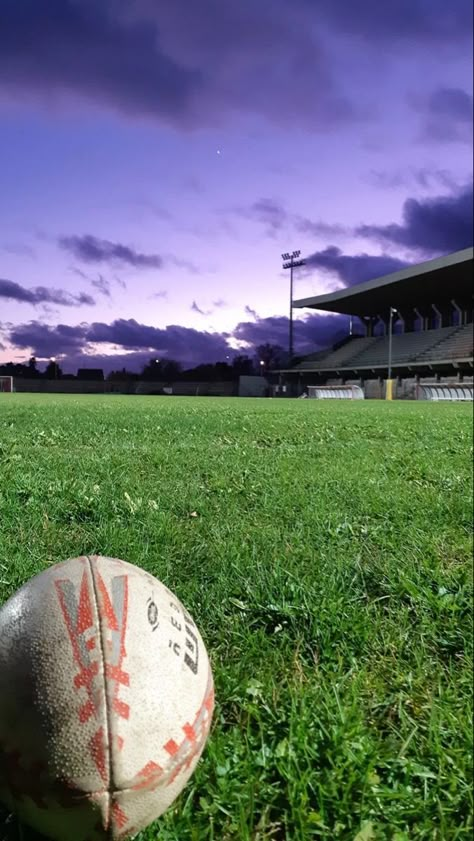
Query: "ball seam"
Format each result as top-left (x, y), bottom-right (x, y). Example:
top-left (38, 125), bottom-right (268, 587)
top-left (86, 555), bottom-right (113, 832)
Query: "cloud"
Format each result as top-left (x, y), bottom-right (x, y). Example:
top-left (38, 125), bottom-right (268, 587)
top-left (245, 305), bottom-right (259, 320)
top-left (149, 290), bottom-right (168, 300)
top-left (6, 310), bottom-right (354, 371)
top-left (233, 312), bottom-right (349, 354)
top-left (191, 300), bottom-right (212, 316)
top-left (112, 274), bottom-right (127, 291)
top-left (0, 0), bottom-right (360, 130)
top-left (304, 247), bottom-right (409, 287)
top-left (168, 256), bottom-right (201, 275)
top-left (8, 318), bottom-right (231, 367)
top-left (294, 217), bottom-right (349, 239)
top-left (356, 183), bottom-right (474, 255)
top-left (312, 0), bottom-right (472, 43)
top-left (2, 242), bottom-right (36, 258)
top-left (90, 275), bottom-right (112, 298)
top-left (62, 235), bottom-right (201, 274)
top-left (0, 0), bottom-right (470, 138)
top-left (0, 277), bottom-right (95, 307)
top-left (244, 198), bottom-right (288, 236)
top-left (427, 88), bottom-right (473, 123)
top-left (213, 299), bottom-right (227, 308)
top-left (8, 322), bottom-right (89, 356)
top-left (365, 168), bottom-right (460, 192)
top-left (416, 87), bottom-right (473, 144)
top-left (0, 0), bottom-right (202, 127)
top-left (234, 198), bottom-right (349, 241)
top-left (59, 235), bottom-right (164, 269)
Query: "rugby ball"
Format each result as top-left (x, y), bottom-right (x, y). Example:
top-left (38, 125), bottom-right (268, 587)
top-left (0, 556), bottom-right (214, 840)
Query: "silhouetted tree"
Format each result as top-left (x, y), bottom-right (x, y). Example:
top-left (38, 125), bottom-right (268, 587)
top-left (28, 356), bottom-right (39, 377)
top-left (0, 362), bottom-right (30, 378)
top-left (45, 360), bottom-right (62, 379)
top-left (106, 368), bottom-right (138, 382)
top-left (140, 359), bottom-right (162, 381)
top-left (159, 359), bottom-right (182, 381)
top-left (256, 343), bottom-right (287, 370)
top-left (231, 355), bottom-right (254, 377)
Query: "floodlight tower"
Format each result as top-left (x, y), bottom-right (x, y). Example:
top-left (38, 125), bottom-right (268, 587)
top-left (282, 250), bottom-right (305, 366)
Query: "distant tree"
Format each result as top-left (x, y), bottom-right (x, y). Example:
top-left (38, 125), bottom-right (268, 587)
top-left (213, 362), bottom-right (233, 381)
top-left (256, 343), bottom-right (287, 370)
top-left (231, 355), bottom-right (254, 377)
top-left (159, 359), bottom-right (182, 381)
top-left (181, 363), bottom-right (213, 382)
top-left (28, 356), bottom-right (39, 377)
top-left (106, 368), bottom-right (138, 382)
top-left (77, 368), bottom-right (104, 381)
top-left (0, 362), bottom-right (29, 378)
top-left (45, 360), bottom-right (62, 379)
top-left (140, 359), bottom-right (162, 381)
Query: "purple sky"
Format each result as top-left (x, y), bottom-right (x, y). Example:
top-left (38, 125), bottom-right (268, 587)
top-left (0, 0), bottom-right (473, 372)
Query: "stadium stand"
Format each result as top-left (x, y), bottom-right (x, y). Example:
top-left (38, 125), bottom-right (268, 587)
top-left (294, 337), bottom-right (373, 370)
top-left (291, 324), bottom-right (473, 373)
top-left (415, 324), bottom-right (473, 362)
top-left (279, 248), bottom-right (473, 397)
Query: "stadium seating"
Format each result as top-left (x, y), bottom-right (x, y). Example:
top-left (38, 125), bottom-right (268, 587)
top-left (296, 324), bottom-right (473, 370)
top-left (415, 323), bottom-right (473, 361)
top-left (294, 337), bottom-right (373, 369)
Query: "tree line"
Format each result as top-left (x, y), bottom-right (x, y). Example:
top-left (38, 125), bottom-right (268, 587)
top-left (0, 345), bottom-right (291, 383)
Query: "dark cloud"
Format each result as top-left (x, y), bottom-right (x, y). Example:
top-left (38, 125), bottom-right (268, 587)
top-left (75, 291), bottom-right (96, 305)
top-left (0, 0), bottom-right (470, 136)
top-left (312, 0), bottom-right (472, 43)
top-left (213, 299), bottom-right (227, 308)
top-left (233, 312), bottom-right (349, 354)
top-left (0, 277), bottom-right (95, 307)
top-left (0, 0), bottom-right (202, 126)
top-left (427, 88), bottom-right (473, 123)
top-left (245, 305), bottom-right (259, 320)
top-left (417, 87), bottom-right (473, 143)
top-left (6, 310), bottom-right (353, 370)
top-left (149, 290), bottom-right (168, 300)
top-left (304, 247), bottom-right (409, 287)
top-left (59, 235), bottom-right (164, 269)
top-left (8, 318), bottom-right (230, 367)
top-left (356, 183), bottom-right (474, 255)
top-left (9, 322), bottom-right (89, 356)
top-left (0, 0), bottom-right (360, 130)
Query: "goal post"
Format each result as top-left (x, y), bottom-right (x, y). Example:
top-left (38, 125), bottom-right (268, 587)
top-left (0, 376), bottom-right (14, 393)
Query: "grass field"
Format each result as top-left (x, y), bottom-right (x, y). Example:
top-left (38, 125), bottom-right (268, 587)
top-left (0, 394), bottom-right (472, 841)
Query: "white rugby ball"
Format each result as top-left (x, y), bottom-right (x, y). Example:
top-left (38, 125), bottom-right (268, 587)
top-left (0, 556), bottom-right (214, 841)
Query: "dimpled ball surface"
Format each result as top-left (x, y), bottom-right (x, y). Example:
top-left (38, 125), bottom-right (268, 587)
top-left (0, 556), bottom-right (214, 841)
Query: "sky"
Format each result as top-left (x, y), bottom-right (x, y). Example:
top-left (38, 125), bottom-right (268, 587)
top-left (0, 0), bottom-right (473, 372)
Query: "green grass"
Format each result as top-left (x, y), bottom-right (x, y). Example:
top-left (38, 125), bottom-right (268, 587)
top-left (0, 394), bottom-right (472, 841)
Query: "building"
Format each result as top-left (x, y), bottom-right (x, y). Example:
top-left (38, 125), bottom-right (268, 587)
top-left (280, 247), bottom-right (473, 397)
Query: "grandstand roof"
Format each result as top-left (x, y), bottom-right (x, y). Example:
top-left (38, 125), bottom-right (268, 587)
top-left (294, 247), bottom-right (473, 317)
